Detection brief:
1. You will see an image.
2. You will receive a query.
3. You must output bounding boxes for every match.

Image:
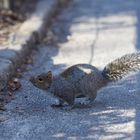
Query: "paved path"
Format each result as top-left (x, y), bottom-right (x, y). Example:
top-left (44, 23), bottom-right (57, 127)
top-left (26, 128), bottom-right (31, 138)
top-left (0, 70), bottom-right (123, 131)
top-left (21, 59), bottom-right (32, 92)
top-left (1, 0), bottom-right (140, 139)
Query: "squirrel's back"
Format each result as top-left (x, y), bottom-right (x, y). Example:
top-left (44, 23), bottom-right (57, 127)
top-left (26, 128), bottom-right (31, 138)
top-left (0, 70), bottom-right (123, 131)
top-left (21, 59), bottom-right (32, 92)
top-left (60, 64), bottom-right (108, 93)
top-left (102, 52), bottom-right (140, 81)
top-left (60, 64), bottom-right (105, 84)
top-left (61, 64), bottom-right (100, 78)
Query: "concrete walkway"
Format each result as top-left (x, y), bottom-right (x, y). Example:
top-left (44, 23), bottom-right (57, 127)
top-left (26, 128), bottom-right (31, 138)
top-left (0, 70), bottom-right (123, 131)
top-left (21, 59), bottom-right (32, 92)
top-left (0, 0), bottom-right (140, 139)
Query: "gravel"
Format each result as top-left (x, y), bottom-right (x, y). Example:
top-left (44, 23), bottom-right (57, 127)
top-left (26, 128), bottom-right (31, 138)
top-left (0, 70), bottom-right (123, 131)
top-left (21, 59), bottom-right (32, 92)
top-left (0, 0), bottom-right (140, 139)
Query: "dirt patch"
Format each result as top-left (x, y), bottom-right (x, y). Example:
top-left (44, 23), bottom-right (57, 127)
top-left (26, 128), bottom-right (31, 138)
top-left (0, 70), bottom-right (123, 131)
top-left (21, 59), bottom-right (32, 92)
top-left (0, 0), bottom-right (38, 112)
top-left (0, 55), bottom-right (33, 112)
top-left (0, 0), bottom-right (38, 46)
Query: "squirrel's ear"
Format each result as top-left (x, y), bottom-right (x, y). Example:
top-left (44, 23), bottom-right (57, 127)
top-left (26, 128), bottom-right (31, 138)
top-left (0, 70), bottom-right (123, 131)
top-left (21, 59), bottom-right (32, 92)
top-left (46, 71), bottom-right (53, 80)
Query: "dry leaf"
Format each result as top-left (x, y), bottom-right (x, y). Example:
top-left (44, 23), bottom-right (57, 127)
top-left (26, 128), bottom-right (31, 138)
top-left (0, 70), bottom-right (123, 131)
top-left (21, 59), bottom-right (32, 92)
top-left (8, 78), bottom-right (21, 91)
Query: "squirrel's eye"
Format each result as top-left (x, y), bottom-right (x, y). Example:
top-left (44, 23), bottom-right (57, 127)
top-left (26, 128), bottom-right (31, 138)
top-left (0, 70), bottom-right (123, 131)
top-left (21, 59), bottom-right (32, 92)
top-left (38, 78), bottom-right (43, 82)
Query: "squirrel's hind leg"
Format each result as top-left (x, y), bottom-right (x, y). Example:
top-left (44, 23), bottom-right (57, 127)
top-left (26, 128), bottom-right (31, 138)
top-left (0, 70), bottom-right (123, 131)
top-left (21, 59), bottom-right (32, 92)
top-left (61, 95), bottom-right (75, 111)
top-left (80, 92), bottom-right (97, 106)
top-left (51, 99), bottom-right (65, 108)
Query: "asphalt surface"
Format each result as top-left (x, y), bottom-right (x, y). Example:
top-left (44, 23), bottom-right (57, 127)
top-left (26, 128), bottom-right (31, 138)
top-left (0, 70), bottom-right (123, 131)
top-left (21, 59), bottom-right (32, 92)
top-left (1, 0), bottom-right (140, 139)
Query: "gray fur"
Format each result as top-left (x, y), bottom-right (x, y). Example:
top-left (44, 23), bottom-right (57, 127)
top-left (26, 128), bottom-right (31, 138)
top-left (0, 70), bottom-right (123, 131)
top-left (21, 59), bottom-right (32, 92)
top-left (30, 64), bottom-right (108, 108)
top-left (30, 52), bottom-right (140, 109)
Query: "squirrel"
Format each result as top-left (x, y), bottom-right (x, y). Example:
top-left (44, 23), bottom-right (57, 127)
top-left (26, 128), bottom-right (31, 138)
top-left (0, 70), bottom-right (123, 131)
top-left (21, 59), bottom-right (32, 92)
top-left (30, 52), bottom-right (140, 110)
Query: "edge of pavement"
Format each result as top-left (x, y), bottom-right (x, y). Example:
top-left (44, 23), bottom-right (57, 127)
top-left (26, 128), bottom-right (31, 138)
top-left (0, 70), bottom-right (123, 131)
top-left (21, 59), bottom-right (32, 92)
top-left (0, 0), bottom-right (71, 90)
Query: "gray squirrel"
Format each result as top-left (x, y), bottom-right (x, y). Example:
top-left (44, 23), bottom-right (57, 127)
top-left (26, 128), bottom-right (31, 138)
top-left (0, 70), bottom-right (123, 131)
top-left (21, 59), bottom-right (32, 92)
top-left (30, 52), bottom-right (140, 110)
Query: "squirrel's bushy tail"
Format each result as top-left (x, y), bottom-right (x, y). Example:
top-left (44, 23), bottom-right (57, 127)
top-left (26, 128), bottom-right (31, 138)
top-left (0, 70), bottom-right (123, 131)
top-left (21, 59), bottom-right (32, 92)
top-left (102, 52), bottom-right (140, 81)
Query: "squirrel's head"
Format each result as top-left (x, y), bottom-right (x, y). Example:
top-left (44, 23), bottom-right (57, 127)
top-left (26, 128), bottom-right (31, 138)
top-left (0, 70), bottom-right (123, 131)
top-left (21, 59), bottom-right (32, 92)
top-left (30, 71), bottom-right (53, 90)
